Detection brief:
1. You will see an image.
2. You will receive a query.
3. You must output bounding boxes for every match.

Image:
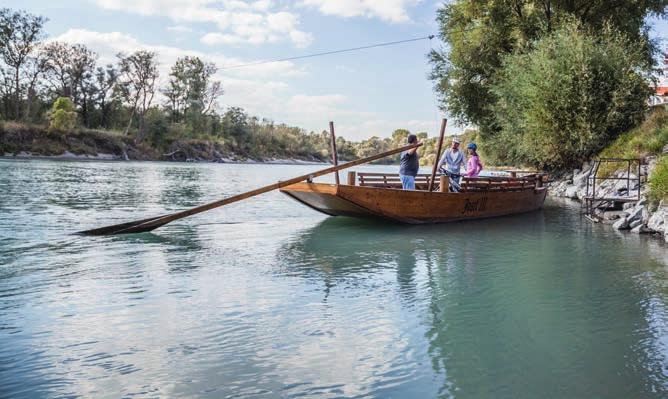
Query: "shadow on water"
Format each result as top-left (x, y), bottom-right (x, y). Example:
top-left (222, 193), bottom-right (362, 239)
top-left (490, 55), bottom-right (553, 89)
top-left (279, 209), bottom-right (547, 279)
top-left (279, 205), bottom-right (668, 398)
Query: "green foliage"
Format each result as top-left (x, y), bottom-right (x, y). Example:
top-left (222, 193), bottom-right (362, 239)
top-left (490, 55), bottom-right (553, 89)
top-left (144, 107), bottom-right (169, 146)
top-left (649, 156), bottom-right (668, 203)
top-left (489, 22), bottom-right (651, 170)
top-left (429, 0), bottom-right (666, 136)
top-left (600, 107), bottom-right (668, 159)
top-left (48, 97), bottom-right (77, 132)
top-left (163, 56), bottom-right (222, 125)
top-left (0, 8), bottom-right (47, 120)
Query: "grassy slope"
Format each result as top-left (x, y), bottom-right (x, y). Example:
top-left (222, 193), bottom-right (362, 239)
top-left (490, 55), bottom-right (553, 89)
top-left (598, 107), bottom-right (668, 202)
top-left (0, 121), bottom-right (161, 159)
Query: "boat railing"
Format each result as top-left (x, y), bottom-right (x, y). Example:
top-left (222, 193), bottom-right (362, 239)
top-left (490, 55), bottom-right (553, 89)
top-left (353, 172), bottom-right (547, 192)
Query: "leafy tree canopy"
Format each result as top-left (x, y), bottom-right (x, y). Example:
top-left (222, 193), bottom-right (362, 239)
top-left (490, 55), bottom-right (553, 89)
top-left (429, 0), bottom-right (667, 135)
top-left (490, 21), bottom-right (652, 169)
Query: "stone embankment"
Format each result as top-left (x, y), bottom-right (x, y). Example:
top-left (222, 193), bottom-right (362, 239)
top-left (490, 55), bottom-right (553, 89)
top-left (550, 157), bottom-right (667, 243)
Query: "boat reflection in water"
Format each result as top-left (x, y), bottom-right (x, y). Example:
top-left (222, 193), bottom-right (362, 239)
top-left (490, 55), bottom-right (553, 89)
top-left (278, 203), bottom-right (668, 398)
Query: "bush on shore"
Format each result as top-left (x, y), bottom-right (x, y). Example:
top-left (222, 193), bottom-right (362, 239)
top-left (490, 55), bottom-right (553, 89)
top-left (48, 97), bottom-right (78, 133)
top-left (489, 22), bottom-right (651, 170)
top-left (649, 156), bottom-right (668, 203)
top-left (599, 107), bottom-right (668, 160)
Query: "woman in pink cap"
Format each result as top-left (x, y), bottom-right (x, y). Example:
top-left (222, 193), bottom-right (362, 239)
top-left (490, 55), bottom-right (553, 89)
top-left (464, 142), bottom-right (483, 178)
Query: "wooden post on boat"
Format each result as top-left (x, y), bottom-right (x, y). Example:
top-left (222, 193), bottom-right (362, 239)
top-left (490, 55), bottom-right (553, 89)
top-left (428, 118), bottom-right (447, 192)
top-left (329, 121), bottom-right (340, 185)
top-left (439, 175), bottom-right (449, 192)
top-left (347, 171), bottom-right (356, 186)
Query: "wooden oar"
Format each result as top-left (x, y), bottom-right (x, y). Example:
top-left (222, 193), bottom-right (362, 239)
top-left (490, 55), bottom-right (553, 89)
top-left (78, 142), bottom-right (422, 235)
top-left (428, 118), bottom-right (447, 192)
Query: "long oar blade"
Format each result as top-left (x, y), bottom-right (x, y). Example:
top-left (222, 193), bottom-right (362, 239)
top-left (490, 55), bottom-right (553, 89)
top-left (77, 142), bottom-right (422, 236)
top-left (78, 214), bottom-right (170, 235)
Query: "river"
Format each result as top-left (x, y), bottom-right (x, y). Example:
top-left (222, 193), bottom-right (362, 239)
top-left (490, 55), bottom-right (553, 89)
top-left (1, 159), bottom-right (667, 398)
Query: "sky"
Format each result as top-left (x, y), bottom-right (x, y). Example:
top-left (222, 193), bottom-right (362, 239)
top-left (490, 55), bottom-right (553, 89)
top-left (6, 1), bottom-right (668, 141)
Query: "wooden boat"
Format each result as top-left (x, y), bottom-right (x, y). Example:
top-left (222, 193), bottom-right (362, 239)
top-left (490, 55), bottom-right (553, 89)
top-left (280, 171), bottom-right (548, 224)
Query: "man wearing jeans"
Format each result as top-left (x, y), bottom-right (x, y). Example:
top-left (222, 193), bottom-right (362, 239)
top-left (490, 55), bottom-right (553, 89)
top-left (399, 134), bottom-right (420, 190)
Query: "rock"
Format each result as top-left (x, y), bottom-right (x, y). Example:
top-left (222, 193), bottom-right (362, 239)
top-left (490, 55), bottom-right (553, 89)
top-left (564, 186), bottom-right (579, 199)
top-left (629, 219), bottom-right (643, 230)
top-left (623, 202), bottom-right (636, 210)
top-left (573, 172), bottom-right (588, 188)
top-left (602, 210), bottom-right (626, 221)
top-left (631, 224), bottom-right (653, 234)
top-left (626, 206), bottom-right (644, 224)
top-left (647, 212), bottom-right (665, 232)
top-left (647, 203), bottom-right (667, 233)
top-left (613, 217), bottom-right (630, 230)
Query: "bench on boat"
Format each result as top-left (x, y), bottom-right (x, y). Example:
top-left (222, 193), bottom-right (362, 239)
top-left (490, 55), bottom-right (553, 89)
top-left (351, 172), bottom-right (546, 192)
top-left (356, 172), bottom-right (435, 190)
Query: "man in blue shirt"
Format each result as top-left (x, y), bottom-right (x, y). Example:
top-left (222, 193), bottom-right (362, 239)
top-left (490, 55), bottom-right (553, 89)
top-left (399, 134), bottom-right (421, 190)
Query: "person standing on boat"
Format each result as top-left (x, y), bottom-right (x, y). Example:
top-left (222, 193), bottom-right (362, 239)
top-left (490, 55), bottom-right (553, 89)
top-left (464, 143), bottom-right (483, 178)
top-left (399, 134), bottom-right (421, 190)
top-left (438, 138), bottom-right (466, 175)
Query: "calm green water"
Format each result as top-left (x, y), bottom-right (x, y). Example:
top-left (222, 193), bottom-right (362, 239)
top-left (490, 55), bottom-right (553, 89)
top-left (1, 159), bottom-right (667, 398)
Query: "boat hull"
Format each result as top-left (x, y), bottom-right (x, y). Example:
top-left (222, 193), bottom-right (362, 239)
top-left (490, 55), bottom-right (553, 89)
top-left (281, 183), bottom-right (548, 224)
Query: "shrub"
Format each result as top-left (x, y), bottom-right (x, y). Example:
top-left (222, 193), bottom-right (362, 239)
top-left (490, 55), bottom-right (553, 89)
top-left (48, 97), bottom-right (78, 133)
top-left (600, 107), bottom-right (668, 159)
top-left (649, 156), bottom-right (668, 203)
top-left (490, 21), bottom-right (652, 170)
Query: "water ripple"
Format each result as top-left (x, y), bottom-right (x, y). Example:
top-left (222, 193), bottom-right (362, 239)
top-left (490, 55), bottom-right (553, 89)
top-left (1, 161), bottom-right (668, 398)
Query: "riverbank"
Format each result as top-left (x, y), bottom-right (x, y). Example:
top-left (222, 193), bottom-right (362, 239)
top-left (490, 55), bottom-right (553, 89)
top-left (0, 151), bottom-right (326, 165)
top-left (550, 156), bottom-right (667, 243)
top-left (0, 122), bottom-right (327, 164)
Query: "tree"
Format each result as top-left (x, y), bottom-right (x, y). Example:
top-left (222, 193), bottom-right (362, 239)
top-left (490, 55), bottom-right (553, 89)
top-left (222, 106), bottom-right (248, 140)
top-left (91, 64), bottom-right (120, 128)
top-left (41, 42), bottom-right (98, 126)
top-left (391, 128), bottom-right (411, 144)
top-left (0, 8), bottom-right (46, 120)
top-left (48, 96), bottom-right (77, 132)
top-left (117, 50), bottom-right (158, 141)
top-left (21, 52), bottom-right (48, 121)
top-left (163, 56), bottom-right (223, 126)
top-left (490, 22), bottom-right (652, 169)
top-left (429, 0), bottom-right (668, 137)
top-left (0, 65), bottom-right (12, 118)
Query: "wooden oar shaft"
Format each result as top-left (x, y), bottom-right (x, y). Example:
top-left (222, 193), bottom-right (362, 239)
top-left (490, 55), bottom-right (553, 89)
top-left (429, 119), bottom-right (447, 192)
top-left (79, 142), bottom-right (422, 235)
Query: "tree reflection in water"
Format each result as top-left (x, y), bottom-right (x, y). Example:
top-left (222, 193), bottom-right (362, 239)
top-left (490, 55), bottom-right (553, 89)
top-left (278, 206), bottom-right (668, 398)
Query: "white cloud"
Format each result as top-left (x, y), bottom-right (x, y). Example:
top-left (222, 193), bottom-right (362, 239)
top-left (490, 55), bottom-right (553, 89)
top-left (51, 29), bottom-right (302, 77)
top-left (299, 0), bottom-right (422, 23)
top-left (166, 25), bottom-right (194, 33)
top-left (92, 0), bottom-right (312, 48)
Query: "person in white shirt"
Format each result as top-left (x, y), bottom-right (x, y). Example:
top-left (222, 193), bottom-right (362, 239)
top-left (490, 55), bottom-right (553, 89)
top-left (438, 137), bottom-right (466, 175)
